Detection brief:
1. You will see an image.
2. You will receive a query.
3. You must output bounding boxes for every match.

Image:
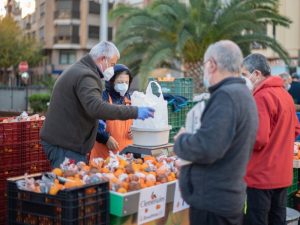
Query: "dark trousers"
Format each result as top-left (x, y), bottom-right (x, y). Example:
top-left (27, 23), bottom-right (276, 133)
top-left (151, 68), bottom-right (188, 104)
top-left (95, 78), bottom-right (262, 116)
top-left (41, 140), bottom-right (87, 168)
top-left (189, 207), bottom-right (243, 225)
top-left (244, 187), bottom-right (287, 225)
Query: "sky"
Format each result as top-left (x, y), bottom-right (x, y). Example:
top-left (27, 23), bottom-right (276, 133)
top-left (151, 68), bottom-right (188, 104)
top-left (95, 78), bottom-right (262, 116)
top-left (0, 0), bottom-right (35, 18)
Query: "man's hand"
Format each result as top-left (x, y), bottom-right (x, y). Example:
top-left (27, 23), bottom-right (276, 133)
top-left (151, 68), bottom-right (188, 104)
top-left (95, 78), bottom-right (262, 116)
top-left (137, 107), bottom-right (155, 120)
top-left (106, 136), bottom-right (119, 151)
top-left (174, 127), bottom-right (186, 142)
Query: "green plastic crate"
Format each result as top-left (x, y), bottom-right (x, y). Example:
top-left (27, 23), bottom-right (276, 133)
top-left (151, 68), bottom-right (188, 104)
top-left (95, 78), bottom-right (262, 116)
top-left (287, 194), bottom-right (295, 208)
top-left (148, 78), bottom-right (194, 101)
top-left (169, 127), bottom-right (181, 143)
top-left (168, 101), bottom-right (196, 128)
top-left (288, 169), bottom-right (299, 195)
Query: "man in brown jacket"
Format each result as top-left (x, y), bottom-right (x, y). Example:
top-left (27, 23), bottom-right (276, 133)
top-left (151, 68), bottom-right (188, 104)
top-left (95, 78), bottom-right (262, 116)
top-left (40, 41), bottom-right (154, 168)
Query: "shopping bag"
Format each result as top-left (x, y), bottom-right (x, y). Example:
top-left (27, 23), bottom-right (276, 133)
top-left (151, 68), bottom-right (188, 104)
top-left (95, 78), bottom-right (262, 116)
top-left (185, 93), bottom-right (210, 133)
top-left (131, 81), bottom-right (169, 129)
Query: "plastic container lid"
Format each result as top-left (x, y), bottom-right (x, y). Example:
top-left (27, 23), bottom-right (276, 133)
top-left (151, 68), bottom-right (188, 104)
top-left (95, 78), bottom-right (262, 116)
top-left (131, 125), bottom-right (172, 132)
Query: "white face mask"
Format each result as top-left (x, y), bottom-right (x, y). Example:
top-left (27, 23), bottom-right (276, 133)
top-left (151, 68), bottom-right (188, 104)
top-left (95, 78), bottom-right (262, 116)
top-left (99, 59), bottom-right (114, 81)
top-left (203, 73), bottom-right (211, 88)
top-left (241, 76), bottom-right (253, 91)
top-left (285, 84), bottom-right (291, 91)
top-left (103, 67), bottom-right (114, 81)
top-left (114, 83), bottom-right (129, 96)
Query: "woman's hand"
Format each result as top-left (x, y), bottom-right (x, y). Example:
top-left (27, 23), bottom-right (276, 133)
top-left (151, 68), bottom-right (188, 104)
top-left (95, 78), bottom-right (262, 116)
top-left (128, 129), bottom-right (133, 139)
top-left (106, 136), bottom-right (119, 151)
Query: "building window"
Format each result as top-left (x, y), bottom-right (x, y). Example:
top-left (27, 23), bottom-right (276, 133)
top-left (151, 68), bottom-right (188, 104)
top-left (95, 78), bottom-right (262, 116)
top-left (55, 0), bottom-right (80, 19)
top-left (89, 1), bottom-right (113, 14)
top-left (88, 25), bottom-right (99, 39)
top-left (89, 1), bottom-right (100, 14)
top-left (88, 26), bottom-right (113, 40)
top-left (40, 2), bottom-right (45, 17)
top-left (59, 50), bottom-right (76, 65)
top-left (55, 25), bottom-right (79, 44)
top-left (39, 26), bottom-right (45, 40)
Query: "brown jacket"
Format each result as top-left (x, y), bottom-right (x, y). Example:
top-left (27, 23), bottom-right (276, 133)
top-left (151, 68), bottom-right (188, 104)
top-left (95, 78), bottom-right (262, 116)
top-left (40, 54), bottom-right (138, 154)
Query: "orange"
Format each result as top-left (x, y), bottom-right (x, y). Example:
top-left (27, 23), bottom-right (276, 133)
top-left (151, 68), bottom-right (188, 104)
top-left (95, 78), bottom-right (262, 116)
top-left (49, 185), bottom-right (60, 195)
top-left (114, 169), bottom-right (124, 177)
top-left (52, 168), bottom-right (63, 177)
top-left (101, 167), bottom-right (110, 173)
top-left (121, 182), bottom-right (129, 190)
top-left (117, 187), bottom-right (127, 194)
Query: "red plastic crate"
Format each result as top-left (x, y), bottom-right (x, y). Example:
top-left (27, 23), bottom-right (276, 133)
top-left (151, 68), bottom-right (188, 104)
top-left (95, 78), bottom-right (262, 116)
top-left (0, 164), bottom-right (24, 183)
top-left (0, 186), bottom-right (6, 224)
top-left (21, 141), bottom-right (46, 162)
top-left (21, 120), bottom-right (43, 130)
top-left (0, 122), bottom-right (22, 145)
top-left (0, 208), bottom-right (5, 225)
top-left (23, 160), bottom-right (51, 174)
top-left (0, 143), bottom-right (22, 166)
top-left (21, 130), bottom-right (40, 142)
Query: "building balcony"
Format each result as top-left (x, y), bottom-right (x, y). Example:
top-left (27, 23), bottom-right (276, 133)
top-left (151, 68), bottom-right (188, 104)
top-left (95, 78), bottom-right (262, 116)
top-left (54, 10), bottom-right (80, 20)
top-left (54, 35), bottom-right (80, 44)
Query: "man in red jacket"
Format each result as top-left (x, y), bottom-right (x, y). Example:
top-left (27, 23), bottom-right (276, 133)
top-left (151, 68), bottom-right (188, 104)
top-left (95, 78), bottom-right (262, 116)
top-left (241, 53), bottom-right (300, 225)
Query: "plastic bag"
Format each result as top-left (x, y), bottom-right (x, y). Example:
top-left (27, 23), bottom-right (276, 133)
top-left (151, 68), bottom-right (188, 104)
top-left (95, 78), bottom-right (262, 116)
top-left (131, 81), bottom-right (169, 129)
top-left (185, 93), bottom-right (210, 134)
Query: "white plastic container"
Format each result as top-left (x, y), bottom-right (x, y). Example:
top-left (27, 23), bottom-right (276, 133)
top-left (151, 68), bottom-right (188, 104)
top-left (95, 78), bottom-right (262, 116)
top-left (287, 207), bottom-right (300, 225)
top-left (131, 126), bottom-right (172, 147)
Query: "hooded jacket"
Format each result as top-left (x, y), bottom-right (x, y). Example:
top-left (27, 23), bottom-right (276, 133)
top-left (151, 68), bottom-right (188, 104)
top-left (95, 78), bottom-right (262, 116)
top-left (245, 76), bottom-right (300, 189)
top-left (96, 64), bottom-right (133, 144)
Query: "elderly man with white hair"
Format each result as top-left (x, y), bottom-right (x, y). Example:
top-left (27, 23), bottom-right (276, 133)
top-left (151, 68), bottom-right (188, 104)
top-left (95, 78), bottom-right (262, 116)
top-left (41, 41), bottom-right (154, 168)
top-left (174, 40), bottom-right (258, 225)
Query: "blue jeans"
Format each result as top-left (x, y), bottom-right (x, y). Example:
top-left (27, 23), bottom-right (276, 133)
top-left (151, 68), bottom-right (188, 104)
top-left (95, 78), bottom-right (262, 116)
top-left (41, 140), bottom-right (87, 168)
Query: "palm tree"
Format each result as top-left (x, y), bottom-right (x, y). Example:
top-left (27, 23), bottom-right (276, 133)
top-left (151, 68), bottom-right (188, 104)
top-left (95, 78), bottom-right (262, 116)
top-left (110, 0), bottom-right (291, 92)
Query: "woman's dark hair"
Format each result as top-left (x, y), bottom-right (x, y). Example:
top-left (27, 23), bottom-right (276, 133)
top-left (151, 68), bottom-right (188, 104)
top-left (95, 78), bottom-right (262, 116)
top-left (110, 64), bottom-right (133, 85)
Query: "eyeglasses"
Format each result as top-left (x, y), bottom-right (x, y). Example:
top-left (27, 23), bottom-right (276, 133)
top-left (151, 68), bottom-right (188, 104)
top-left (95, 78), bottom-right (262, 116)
top-left (200, 57), bottom-right (217, 71)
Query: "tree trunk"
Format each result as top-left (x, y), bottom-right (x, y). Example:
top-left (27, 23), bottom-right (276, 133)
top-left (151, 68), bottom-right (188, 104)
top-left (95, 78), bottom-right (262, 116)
top-left (183, 61), bottom-right (205, 94)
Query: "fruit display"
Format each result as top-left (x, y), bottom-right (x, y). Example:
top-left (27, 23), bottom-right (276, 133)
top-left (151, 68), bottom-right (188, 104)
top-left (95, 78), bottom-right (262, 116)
top-left (16, 152), bottom-right (179, 195)
top-left (0, 112), bottom-right (45, 123)
top-left (90, 152), bottom-right (179, 193)
top-left (294, 142), bottom-right (300, 159)
top-left (16, 158), bottom-right (108, 195)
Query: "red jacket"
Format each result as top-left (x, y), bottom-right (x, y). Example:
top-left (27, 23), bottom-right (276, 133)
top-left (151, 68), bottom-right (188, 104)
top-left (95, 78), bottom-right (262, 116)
top-left (245, 76), bottom-right (300, 189)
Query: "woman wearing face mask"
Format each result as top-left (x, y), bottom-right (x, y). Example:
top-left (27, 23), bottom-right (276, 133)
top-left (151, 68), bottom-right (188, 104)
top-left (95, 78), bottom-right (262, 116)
top-left (89, 64), bottom-right (133, 160)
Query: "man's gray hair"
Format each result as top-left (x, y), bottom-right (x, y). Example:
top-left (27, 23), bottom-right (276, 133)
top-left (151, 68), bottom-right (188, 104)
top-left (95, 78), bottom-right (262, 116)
top-left (204, 40), bottom-right (243, 74)
top-left (242, 53), bottom-right (271, 76)
top-left (89, 41), bottom-right (120, 60)
top-left (279, 72), bottom-right (291, 81)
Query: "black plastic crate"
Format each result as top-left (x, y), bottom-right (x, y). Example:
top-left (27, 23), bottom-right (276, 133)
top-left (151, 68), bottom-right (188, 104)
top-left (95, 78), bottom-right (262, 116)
top-left (7, 174), bottom-right (110, 225)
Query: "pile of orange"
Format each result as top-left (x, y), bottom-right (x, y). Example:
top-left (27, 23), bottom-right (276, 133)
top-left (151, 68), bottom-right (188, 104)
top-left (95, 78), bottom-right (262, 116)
top-left (19, 154), bottom-right (178, 195)
top-left (90, 154), bottom-right (178, 194)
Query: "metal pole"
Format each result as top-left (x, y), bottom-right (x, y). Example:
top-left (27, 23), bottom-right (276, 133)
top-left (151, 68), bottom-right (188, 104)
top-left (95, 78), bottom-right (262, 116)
top-left (25, 85), bottom-right (28, 112)
top-left (100, 0), bottom-right (108, 41)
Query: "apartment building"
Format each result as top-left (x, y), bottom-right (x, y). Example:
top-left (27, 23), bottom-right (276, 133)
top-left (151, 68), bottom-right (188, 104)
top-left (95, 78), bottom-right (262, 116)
top-left (249, 0), bottom-right (300, 74)
top-left (18, 0), bottom-right (149, 77)
top-left (17, 0), bottom-right (300, 77)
